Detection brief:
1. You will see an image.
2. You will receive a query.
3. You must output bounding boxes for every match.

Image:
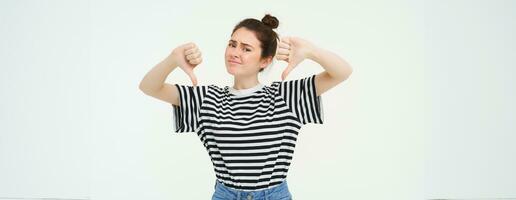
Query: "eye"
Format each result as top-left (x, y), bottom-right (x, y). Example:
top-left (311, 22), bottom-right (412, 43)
top-left (228, 43), bottom-right (251, 52)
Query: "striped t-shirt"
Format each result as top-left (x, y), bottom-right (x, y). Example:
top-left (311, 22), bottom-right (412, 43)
top-left (172, 74), bottom-right (324, 191)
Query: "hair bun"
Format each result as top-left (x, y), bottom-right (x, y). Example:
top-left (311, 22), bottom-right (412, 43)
top-left (261, 14), bottom-right (279, 29)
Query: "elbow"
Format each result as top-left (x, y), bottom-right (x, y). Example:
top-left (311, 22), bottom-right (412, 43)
top-left (138, 82), bottom-right (147, 93)
top-left (138, 82), bottom-right (155, 95)
top-left (345, 66), bottom-right (353, 79)
top-left (139, 83), bottom-right (164, 96)
top-left (334, 65), bottom-right (353, 82)
top-left (139, 85), bottom-right (149, 96)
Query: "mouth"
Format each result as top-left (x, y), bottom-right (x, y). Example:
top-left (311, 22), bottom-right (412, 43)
top-left (228, 60), bottom-right (241, 65)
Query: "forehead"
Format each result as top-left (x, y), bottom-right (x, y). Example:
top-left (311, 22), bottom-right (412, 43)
top-left (229, 28), bottom-right (260, 47)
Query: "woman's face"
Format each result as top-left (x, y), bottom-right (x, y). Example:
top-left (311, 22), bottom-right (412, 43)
top-left (225, 28), bottom-right (270, 77)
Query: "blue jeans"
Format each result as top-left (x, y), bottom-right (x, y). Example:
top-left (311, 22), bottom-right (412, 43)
top-left (211, 179), bottom-right (293, 200)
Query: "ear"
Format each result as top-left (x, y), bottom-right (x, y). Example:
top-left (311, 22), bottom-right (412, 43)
top-left (260, 56), bottom-right (273, 69)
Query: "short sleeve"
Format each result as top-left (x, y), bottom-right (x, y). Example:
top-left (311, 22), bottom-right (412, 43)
top-left (277, 74), bottom-right (324, 125)
top-left (172, 84), bottom-right (208, 133)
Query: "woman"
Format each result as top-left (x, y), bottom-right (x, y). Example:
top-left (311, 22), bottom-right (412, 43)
top-left (139, 14), bottom-right (352, 200)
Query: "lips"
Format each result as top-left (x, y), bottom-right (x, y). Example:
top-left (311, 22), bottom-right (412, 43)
top-left (228, 60), bottom-right (241, 64)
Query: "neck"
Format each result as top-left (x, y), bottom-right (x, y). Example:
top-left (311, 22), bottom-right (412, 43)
top-left (233, 74), bottom-right (259, 90)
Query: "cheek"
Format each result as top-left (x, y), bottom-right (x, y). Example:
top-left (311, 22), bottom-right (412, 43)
top-left (249, 55), bottom-right (262, 66)
top-left (224, 48), bottom-right (230, 58)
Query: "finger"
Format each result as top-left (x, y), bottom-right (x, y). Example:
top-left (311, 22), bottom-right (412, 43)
top-left (278, 41), bottom-right (290, 49)
top-left (275, 54), bottom-right (289, 62)
top-left (184, 47), bottom-right (198, 56)
top-left (280, 36), bottom-right (291, 45)
top-left (189, 57), bottom-right (202, 65)
top-left (275, 54), bottom-right (289, 61)
top-left (183, 42), bottom-right (195, 51)
top-left (186, 51), bottom-right (201, 60)
top-left (281, 64), bottom-right (295, 80)
top-left (186, 70), bottom-right (198, 86)
top-left (276, 48), bottom-right (289, 56)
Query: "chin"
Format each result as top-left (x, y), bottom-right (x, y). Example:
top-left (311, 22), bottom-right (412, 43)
top-left (225, 66), bottom-right (237, 75)
top-left (226, 67), bottom-right (237, 76)
top-left (226, 69), bottom-right (236, 75)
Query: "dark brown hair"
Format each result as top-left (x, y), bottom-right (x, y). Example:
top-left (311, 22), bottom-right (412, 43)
top-left (231, 14), bottom-right (280, 72)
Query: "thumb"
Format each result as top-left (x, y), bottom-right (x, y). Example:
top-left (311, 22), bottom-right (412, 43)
top-left (185, 69), bottom-right (198, 86)
top-left (281, 63), bottom-right (295, 81)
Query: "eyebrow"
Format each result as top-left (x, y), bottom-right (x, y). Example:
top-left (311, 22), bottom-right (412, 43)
top-left (229, 40), bottom-right (254, 49)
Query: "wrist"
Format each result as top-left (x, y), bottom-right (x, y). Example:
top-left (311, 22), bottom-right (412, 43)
top-left (307, 45), bottom-right (321, 62)
top-left (165, 54), bottom-right (179, 67)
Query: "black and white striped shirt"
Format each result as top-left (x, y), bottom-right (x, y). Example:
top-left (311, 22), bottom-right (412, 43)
top-left (172, 74), bottom-right (324, 191)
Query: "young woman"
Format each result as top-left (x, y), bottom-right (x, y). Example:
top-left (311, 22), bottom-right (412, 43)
top-left (139, 14), bottom-right (352, 200)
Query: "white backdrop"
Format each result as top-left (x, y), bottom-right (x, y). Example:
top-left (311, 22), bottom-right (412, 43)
top-left (423, 0), bottom-right (516, 199)
top-left (0, 0), bottom-right (91, 199)
top-left (1, 0), bottom-right (514, 200)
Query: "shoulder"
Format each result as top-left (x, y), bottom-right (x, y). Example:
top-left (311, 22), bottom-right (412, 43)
top-left (262, 81), bottom-right (282, 95)
top-left (202, 84), bottom-right (228, 98)
top-left (182, 84), bottom-right (224, 91)
top-left (174, 84), bottom-right (225, 96)
top-left (206, 84), bottom-right (226, 92)
top-left (267, 75), bottom-right (317, 93)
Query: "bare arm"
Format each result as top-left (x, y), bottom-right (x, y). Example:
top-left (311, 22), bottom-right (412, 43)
top-left (139, 42), bottom-right (202, 106)
top-left (138, 54), bottom-right (181, 105)
top-left (308, 46), bottom-right (353, 96)
top-left (276, 37), bottom-right (352, 96)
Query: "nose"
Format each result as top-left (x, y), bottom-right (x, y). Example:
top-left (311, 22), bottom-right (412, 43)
top-left (228, 47), bottom-right (241, 59)
top-left (229, 53), bottom-right (240, 61)
top-left (229, 50), bottom-right (240, 58)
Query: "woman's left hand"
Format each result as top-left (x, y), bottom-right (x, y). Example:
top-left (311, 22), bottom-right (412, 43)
top-left (275, 36), bottom-right (317, 80)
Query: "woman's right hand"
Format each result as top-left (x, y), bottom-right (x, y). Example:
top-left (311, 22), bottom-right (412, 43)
top-left (170, 42), bottom-right (203, 86)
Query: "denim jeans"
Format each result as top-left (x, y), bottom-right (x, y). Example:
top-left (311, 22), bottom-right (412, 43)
top-left (212, 179), bottom-right (293, 200)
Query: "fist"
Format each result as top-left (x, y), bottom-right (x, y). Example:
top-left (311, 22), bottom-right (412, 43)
top-left (171, 42), bottom-right (203, 86)
top-left (275, 36), bottom-right (315, 80)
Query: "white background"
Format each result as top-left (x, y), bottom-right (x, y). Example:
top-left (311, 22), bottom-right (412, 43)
top-left (0, 0), bottom-right (514, 200)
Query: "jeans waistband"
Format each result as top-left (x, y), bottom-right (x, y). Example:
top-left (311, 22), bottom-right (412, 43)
top-left (214, 179), bottom-right (289, 199)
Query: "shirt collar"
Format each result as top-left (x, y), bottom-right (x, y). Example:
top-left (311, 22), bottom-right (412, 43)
top-left (228, 83), bottom-right (264, 97)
